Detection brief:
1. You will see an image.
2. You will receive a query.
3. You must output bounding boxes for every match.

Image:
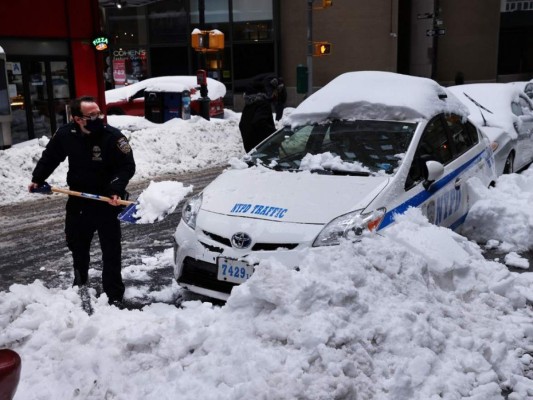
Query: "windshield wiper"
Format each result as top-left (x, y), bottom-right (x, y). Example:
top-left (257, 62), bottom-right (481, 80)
top-left (308, 168), bottom-right (371, 176)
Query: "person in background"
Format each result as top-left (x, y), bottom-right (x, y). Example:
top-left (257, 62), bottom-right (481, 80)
top-left (28, 96), bottom-right (136, 307)
top-left (274, 77), bottom-right (287, 121)
top-left (239, 85), bottom-right (276, 152)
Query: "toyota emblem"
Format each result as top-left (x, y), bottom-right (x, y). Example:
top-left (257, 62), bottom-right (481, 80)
top-left (231, 232), bottom-right (252, 249)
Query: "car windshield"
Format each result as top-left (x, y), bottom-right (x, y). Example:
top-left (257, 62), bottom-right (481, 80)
top-left (249, 120), bottom-right (417, 175)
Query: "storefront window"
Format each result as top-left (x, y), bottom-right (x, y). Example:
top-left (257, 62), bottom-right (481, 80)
top-left (111, 47), bottom-right (148, 86)
top-left (28, 61), bottom-right (51, 138)
top-left (7, 61), bottom-right (27, 143)
top-left (232, 0), bottom-right (273, 41)
top-left (108, 7), bottom-right (148, 47)
top-left (151, 46), bottom-right (189, 76)
top-left (232, 42), bottom-right (275, 88)
top-left (148, 0), bottom-right (189, 44)
top-left (232, 0), bottom-right (272, 22)
top-left (0, 60), bottom-right (9, 116)
top-left (190, 0), bottom-right (229, 23)
top-left (50, 61), bottom-right (70, 128)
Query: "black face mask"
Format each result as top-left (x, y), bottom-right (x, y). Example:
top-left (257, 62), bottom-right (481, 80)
top-left (84, 118), bottom-right (104, 133)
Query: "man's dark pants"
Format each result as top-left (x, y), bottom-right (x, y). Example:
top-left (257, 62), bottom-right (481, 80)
top-left (65, 197), bottom-right (125, 302)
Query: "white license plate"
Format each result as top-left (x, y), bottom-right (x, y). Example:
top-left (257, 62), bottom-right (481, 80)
top-left (217, 257), bottom-right (254, 284)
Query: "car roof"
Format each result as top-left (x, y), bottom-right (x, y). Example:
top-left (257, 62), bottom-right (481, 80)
top-left (286, 71), bottom-right (469, 128)
top-left (448, 83), bottom-right (531, 136)
top-left (105, 76), bottom-right (226, 103)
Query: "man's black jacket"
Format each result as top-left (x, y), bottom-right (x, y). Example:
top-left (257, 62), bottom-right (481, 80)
top-left (32, 122), bottom-right (136, 198)
top-left (239, 93), bottom-right (276, 152)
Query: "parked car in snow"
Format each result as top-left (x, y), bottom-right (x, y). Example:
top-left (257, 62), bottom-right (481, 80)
top-left (173, 71), bottom-right (497, 301)
top-left (524, 80), bottom-right (533, 100)
top-left (105, 76), bottom-right (226, 118)
top-left (448, 83), bottom-right (533, 175)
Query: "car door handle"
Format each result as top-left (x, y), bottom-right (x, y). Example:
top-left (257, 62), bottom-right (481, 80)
top-left (454, 178), bottom-right (462, 189)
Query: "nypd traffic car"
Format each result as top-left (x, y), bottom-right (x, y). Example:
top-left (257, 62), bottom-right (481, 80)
top-left (173, 71), bottom-right (497, 301)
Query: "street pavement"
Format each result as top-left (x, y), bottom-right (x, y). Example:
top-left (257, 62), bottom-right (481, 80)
top-left (0, 165), bottom-right (226, 308)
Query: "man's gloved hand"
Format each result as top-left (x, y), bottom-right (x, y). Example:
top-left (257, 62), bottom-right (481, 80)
top-left (108, 194), bottom-right (122, 207)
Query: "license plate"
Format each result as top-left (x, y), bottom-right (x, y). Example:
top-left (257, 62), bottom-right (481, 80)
top-left (217, 257), bottom-right (254, 284)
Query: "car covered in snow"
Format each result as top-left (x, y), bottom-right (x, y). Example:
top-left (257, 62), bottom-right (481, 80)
top-left (173, 71), bottom-right (497, 301)
top-left (105, 76), bottom-right (226, 118)
top-left (448, 83), bottom-right (533, 175)
top-left (524, 80), bottom-right (533, 100)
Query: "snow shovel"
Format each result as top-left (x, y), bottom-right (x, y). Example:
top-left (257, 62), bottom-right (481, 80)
top-left (31, 181), bottom-right (192, 224)
top-left (31, 182), bottom-right (140, 224)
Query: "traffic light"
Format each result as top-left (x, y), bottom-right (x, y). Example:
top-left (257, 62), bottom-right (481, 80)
top-left (313, 42), bottom-right (332, 56)
top-left (313, 0), bottom-right (333, 9)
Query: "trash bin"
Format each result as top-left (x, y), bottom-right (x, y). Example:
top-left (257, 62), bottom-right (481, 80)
top-left (181, 90), bottom-right (191, 120)
top-left (163, 92), bottom-right (182, 122)
top-left (144, 91), bottom-right (164, 123)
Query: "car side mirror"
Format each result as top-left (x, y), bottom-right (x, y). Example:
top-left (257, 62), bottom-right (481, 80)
top-left (423, 160), bottom-right (444, 190)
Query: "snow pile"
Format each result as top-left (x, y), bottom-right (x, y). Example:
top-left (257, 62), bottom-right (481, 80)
top-left (463, 166), bottom-right (533, 252)
top-left (0, 112), bottom-right (244, 206)
top-left (133, 180), bottom-right (193, 224)
top-left (1, 209), bottom-right (532, 399)
top-left (299, 152), bottom-right (374, 174)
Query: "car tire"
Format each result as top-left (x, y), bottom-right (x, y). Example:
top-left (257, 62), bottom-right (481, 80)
top-left (503, 152), bottom-right (514, 174)
top-left (107, 108), bottom-right (125, 116)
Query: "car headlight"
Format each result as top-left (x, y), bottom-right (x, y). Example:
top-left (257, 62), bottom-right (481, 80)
top-left (181, 192), bottom-right (203, 229)
top-left (312, 208), bottom-right (386, 247)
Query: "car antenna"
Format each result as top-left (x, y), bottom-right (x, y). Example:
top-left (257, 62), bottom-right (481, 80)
top-left (462, 92), bottom-right (493, 127)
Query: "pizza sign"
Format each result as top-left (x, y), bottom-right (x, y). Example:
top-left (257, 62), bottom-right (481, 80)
top-left (92, 37), bottom-right (109, 51)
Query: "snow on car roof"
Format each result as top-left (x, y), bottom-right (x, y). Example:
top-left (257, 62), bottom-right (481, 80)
top-left (105, 76), bottom-right (226, 103)
top-left (448, 83), bottom-right (528, 137)
top-left (286, 71), bottom-right (469, 128)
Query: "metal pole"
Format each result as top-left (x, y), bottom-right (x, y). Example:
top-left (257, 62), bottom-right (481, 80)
top-left (198, 0), bottom-right (210, 120)
top-left (199, 0), bottom-right (206, 70)
top-left (431, 0), bottom-right (439, 80)
top-left (307, 0), bottom-right (313, 96)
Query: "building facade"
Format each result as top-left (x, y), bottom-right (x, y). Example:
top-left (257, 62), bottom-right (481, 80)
top-left (0, 0), bottom-right (531, 147)
top-left (0, 0), bottom-right (106, 148)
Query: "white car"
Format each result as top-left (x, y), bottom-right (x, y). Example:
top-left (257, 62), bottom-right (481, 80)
top-left (173, 71), bottom-right (497, 301)
top-left (524, 80), bottom-right (533, 100)
top-left (448, 83), bottom-right (533, 175)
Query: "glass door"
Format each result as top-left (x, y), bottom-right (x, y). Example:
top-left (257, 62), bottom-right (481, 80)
top-left (50, 61), bottom-right (71, 129)
top-left (7, 60), bottom-right (28, 144)
top-left (7, 58), bottom-right (72, 144)
top-left (28, 61), bottom-right (51, 138)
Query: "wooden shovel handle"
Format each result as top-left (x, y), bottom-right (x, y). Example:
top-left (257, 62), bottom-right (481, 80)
top-left (51, 187), bottom-right (134, 206)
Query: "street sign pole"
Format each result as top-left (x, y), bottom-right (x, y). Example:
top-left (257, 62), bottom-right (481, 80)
top-left (431, 0), bottom-right (440, 80)
top-left (307, 0), bottom-right (313, 97)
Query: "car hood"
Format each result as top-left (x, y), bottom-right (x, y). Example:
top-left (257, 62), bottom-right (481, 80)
top-left (201, 168), bottom-right (390, 224)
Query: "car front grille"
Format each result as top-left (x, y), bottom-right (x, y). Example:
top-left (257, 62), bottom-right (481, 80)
top-left (202, 230), bottom-right (299, 251)
top-left (178, 257), bottom-right (236, 294)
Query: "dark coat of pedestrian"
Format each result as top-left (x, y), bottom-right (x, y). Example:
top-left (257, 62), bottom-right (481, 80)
top-left (239, 90), bottom-right (276, 152)
top-left (28, 96), bottom-right (136, 306)
top-left (274, 77), bottom-right (287, 121)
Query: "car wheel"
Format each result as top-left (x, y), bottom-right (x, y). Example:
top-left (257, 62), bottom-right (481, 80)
top-left (107, 108), bottom-right (125, 116)
top-left (503, 152), bottom-right (514, 174)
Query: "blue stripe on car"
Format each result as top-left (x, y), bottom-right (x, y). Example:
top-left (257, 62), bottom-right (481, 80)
top-left (378, 149), bottom-right (488, 230)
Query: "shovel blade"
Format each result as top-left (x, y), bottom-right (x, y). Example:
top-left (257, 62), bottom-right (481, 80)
top-left (118, 203), bottom-right (139, 224)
